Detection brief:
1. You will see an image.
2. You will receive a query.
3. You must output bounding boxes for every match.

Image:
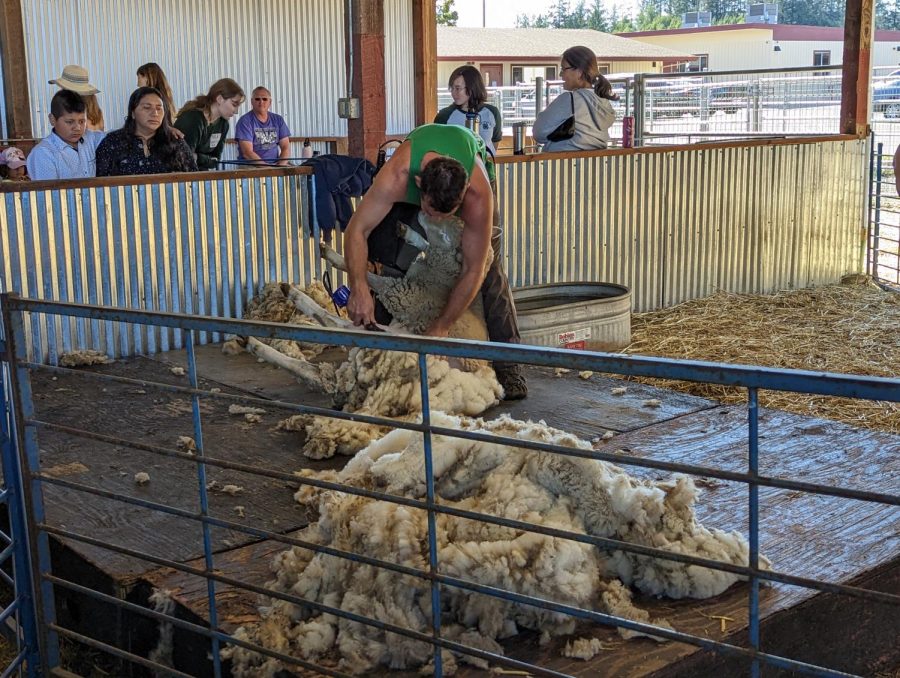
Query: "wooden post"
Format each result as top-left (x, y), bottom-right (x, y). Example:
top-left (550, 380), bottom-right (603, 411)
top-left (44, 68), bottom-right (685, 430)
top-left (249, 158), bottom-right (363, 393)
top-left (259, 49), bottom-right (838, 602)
top-left (347, 0), bottom-right (385, 161)
top-left (0, 0), bottom-right (33, 140)
top-left (840, 0), bottom-right (874, 136)
top-left (412, 0), bottom-right (437, 126)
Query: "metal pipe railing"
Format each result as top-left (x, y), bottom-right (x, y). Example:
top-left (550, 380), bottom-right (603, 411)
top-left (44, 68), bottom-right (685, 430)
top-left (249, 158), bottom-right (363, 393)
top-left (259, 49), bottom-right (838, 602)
top-left (0, 294), bottom-right (897, 678)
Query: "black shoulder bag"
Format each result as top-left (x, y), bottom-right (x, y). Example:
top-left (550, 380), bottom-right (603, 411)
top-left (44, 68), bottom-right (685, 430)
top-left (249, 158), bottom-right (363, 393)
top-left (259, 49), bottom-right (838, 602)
top-left (546, 92), bottom-right (576, 142)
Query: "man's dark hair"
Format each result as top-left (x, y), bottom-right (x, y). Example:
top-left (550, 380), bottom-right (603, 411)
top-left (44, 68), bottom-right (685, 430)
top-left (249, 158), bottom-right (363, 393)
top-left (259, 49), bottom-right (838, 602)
top-left (419, 157), bottom-right (467, 214)
top-left (50, 89), bottom-right (86, 118)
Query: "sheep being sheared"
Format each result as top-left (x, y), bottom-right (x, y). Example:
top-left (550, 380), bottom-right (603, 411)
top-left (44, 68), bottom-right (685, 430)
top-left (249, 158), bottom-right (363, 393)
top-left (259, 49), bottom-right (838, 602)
top-left (223, 412), bottom-right (771, 676)
top-left (226, 212), bottom-right (502, 458)
top-left (318, 206), bottom-right (491, 343)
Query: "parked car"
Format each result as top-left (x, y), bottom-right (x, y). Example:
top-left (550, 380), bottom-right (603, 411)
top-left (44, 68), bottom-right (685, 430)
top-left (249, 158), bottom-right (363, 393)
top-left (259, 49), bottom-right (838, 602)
top-left (873, 78), bottom-right (900, 118)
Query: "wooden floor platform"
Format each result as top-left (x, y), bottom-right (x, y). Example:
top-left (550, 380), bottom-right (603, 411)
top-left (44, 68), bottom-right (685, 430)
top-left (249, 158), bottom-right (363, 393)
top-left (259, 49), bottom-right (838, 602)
top-left (24, 346), bottom-right (900, 677)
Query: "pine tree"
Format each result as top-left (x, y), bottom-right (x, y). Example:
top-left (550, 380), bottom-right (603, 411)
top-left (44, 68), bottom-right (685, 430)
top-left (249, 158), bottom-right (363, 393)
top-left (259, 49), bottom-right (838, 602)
top-left (436, 0), bottom-right (458, 26)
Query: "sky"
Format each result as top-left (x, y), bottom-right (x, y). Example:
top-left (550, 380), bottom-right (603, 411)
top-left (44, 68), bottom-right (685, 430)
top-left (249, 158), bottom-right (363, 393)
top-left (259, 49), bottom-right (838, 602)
top-left (450, 0), bottom-right (638, 28)
top-left (451, 0), bottom-right (560, 27)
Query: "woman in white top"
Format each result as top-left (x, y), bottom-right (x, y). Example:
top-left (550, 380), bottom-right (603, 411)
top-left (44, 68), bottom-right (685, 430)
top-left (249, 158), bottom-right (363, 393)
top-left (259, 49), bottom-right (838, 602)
top-left (434, 65), bottom-right (503, 156)
top-left (533, 46), bottom-right (618, 153)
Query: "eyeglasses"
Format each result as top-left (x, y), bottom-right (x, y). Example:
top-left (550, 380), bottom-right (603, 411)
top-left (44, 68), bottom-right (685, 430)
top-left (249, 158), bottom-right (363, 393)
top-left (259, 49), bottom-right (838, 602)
top-left (253, 97), bottom-right (270, 101)
top-left (559, 65), bottom-right (576, 73)
top-left (448, 86), bottom-right (466, 93)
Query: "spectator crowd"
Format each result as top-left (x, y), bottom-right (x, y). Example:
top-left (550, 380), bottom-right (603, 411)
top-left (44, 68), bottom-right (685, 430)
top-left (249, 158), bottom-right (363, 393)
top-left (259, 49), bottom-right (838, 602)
top-left (8, 63), bottom-right (296, 182)
top-left (7, 45), bottom-right (618, 183)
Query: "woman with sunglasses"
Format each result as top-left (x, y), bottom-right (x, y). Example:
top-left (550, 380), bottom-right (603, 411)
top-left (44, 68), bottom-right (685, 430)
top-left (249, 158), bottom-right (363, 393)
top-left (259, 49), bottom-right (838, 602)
top-left (533, 46), bottom-right (618, 153)
top-left (434, 65), bottom-right (503, 155)
top-left (235, 86), bottom-right (292, 165)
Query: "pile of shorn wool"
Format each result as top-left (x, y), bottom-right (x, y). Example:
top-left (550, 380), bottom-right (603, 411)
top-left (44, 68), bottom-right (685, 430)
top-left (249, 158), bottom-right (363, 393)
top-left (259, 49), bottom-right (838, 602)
top-left (623, 281), bottom-right (900, 434)
top-left (223, 412), bottom-right (768, 676)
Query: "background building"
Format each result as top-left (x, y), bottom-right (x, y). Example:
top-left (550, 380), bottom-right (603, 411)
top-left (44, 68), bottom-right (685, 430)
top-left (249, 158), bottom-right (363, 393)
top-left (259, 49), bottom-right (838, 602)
top-left (437, 27), bottom-right (694, 85)
top-left (620, 23), bottom-right (900, 72)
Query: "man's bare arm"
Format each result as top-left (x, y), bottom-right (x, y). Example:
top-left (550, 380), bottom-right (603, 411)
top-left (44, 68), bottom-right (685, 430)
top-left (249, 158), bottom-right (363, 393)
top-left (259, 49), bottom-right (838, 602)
top-left (344, 142), bottom-right (411, 326)
top-left (425, 158), bottom-right (493, 336)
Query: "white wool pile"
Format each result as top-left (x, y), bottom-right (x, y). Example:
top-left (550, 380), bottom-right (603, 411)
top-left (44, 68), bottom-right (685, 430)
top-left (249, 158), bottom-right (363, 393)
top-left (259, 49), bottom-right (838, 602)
top-left (148, 588), bottom-right (176, 674)
top-left (281, 348), bottom-right (502, 459)
top-left (222, 281), bottom-right (345, 360)
top-left (58, 350), bottom-right (113, 367)
top-left (225, 412), bottom-right (768, 676)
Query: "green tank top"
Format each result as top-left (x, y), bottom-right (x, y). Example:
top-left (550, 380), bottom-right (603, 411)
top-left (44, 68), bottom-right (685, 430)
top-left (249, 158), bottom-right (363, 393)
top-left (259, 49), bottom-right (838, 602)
top-left (404, 123), bottom-right (494, 205)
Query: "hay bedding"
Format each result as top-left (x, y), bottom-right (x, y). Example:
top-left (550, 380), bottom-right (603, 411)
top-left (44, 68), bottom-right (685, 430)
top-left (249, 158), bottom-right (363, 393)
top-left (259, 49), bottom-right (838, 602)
top-left (622, 282), bottom-right (900, 433)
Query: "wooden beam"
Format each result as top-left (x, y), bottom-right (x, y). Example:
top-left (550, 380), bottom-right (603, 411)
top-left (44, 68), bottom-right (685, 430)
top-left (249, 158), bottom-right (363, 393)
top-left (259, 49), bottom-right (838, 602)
top-left (0, 0), bottom-right (33, 140)
top-left (347, 0), bottom-right (386, 162)
top-left (840, 0), bottom-right (874, 136)
top-left (412, 0), bottom-right (438, 127)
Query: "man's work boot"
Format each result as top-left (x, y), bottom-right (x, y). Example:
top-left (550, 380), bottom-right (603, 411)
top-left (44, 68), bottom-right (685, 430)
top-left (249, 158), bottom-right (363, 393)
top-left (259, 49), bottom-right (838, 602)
top-left (495, 363), bottom-right (528, 401)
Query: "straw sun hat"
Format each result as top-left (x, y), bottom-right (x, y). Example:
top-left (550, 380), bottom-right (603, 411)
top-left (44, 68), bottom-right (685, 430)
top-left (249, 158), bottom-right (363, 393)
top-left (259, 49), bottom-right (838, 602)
top-left (48, 65), bottom-right (99, 95)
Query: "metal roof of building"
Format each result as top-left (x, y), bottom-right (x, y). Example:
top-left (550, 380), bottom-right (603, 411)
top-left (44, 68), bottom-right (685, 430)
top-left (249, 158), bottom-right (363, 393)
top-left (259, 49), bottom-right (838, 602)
top-left (437, 27), bottom-right (695, 61)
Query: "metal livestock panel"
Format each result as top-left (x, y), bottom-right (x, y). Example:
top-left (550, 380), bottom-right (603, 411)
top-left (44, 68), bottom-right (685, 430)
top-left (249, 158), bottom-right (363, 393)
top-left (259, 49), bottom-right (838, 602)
top-left (21, 0), bottom-right (349, 139)
top-left (0, 174), bottom-right (323, 363)
top-left (497, 138), bottom-right (868, 312)
top-left (384, 0), bottom-right (415, 135)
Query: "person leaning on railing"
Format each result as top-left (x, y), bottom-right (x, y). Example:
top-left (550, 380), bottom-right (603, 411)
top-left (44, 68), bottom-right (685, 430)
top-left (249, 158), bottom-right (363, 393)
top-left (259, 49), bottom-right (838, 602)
top-left (95, 87), bottom-right (197, 177)
top-left (532, 45), bottom-right (617, 153)
top-left (174, 78), bottom-right (245, 170)
top-left (434, 65), bottom-right (503, 156)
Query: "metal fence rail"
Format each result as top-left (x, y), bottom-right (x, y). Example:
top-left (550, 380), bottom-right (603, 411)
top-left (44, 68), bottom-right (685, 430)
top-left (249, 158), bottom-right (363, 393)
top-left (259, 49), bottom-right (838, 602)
top-left (869, 141), bottom-right (900, 286)
top-left (469, 65), bottom-right (900, 151)
top-left (0, 364), bottom-right (40, 677)
top-left (1, 296), bottom-right (898, 677)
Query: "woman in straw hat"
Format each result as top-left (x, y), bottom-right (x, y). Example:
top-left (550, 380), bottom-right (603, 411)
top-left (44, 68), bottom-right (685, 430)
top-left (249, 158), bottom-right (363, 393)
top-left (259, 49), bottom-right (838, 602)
top-left (174, 78), bottom-right (245, 170)
top-left (50, 64), bottom-right (104, 131)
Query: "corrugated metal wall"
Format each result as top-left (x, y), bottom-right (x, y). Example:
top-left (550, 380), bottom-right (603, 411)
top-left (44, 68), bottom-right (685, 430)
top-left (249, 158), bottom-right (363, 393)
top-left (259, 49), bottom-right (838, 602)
top-left (0, 138), bottom-right (868, 362)
top-left (21, 0), bottom-right (356, 140)
top-left (498, 138), bottom-right (868, 312)
top-left (0, 173), bottom-right (324, 362)
top-left (384, 0), bottom-right (415, 134)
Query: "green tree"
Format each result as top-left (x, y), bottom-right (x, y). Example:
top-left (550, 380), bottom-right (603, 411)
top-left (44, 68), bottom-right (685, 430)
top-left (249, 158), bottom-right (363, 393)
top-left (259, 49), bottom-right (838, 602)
top-left (436, 0), bottom-right (458, 26)
top-left (877, 0), bottom-right (900, 29)
top-left (584, 0), bottom-right (609, 30)
top-left (634, 5), bottom-right (680, 30)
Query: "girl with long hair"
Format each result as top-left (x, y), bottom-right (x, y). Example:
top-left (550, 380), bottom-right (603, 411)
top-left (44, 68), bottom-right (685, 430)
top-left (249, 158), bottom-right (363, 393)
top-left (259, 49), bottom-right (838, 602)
top-left (137, 62), bottom-right (177, 125)
top-left (533, 45), bottom-right (618, 153)
top-left (434, 65), bottom-right (503, 155)
top-left (174, 78), bottom-right (245, 169)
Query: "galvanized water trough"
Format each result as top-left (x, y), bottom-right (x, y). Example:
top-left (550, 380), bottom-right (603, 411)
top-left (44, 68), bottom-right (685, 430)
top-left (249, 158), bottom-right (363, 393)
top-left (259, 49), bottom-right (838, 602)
top-left (513, 282), bottom-right (632, 351)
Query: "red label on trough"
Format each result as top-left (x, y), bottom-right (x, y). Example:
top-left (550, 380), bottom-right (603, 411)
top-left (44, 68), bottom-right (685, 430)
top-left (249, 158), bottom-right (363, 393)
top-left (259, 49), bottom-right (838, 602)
top-left (557, 328), bottom-right (591, 349)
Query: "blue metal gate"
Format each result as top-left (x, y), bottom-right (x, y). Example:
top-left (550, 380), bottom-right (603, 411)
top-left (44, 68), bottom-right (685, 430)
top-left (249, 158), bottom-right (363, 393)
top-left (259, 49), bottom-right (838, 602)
top-left (0, 295), bottom-right (897, 677)
top-left (0, 338), bottom-right (41, 676)
top-left (869, 140), bottom-right (900, 287)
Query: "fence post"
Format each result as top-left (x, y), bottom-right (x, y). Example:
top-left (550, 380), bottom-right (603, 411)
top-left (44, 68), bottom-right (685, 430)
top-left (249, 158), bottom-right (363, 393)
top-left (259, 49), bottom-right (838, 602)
top-left (0, 358), bottom-right (42, 674)
top-left (535, 76), bottom-right (545, 116)
top-left (0, 294), bottom-right (60, 674)
top-left (633, 73), bottom-right (645, 147)
top-left (750, 82), bottom-right (761, 132)
top-left (871, 141), bottom-right (883, 279)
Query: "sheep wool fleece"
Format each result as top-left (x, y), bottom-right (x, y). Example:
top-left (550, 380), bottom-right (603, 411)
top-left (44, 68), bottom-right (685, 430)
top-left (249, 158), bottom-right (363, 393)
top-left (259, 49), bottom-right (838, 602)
top-left (398, 124), bottom-right (522, 355)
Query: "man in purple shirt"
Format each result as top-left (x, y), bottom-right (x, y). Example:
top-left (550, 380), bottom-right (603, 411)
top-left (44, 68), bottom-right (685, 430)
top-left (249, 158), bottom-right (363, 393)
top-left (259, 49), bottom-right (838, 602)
top-left (235, 86), bottom-right (291, 165)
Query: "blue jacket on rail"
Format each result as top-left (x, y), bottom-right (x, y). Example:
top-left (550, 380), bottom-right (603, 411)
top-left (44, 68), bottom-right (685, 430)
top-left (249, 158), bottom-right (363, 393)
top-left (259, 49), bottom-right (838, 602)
top-left (305, 154), bottom-right (376, 238)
